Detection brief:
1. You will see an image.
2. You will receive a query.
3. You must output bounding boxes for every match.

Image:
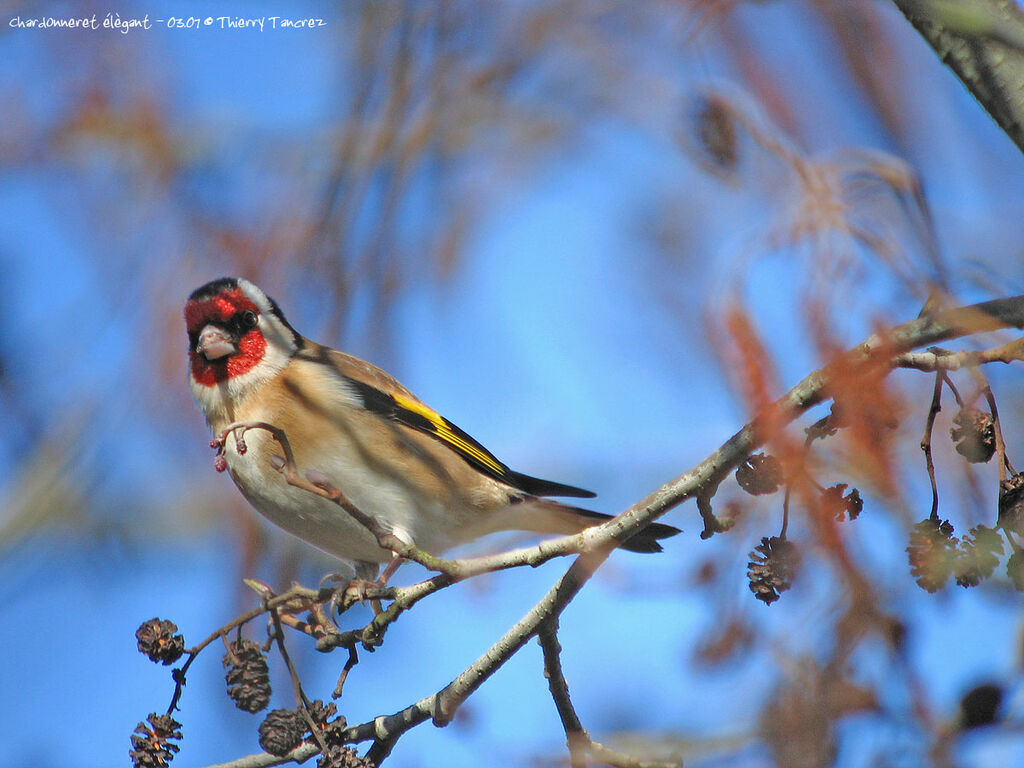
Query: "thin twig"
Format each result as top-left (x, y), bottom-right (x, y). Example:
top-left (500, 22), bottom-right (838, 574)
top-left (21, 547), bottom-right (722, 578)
top-left (942, 371), bottom-right (965, 408)
top-left (538, 624), bottom-right (681, 768)
top-left (780, 411), bottom-right (842, 540)
top-left (337, 549), bottom-right (613, 751)
top-left (185, 585), bottom-right (320, 657)
top-left (781, 485), bottom-right (792, 539)
top-left (332, 644), bottom-right (360, 700)
top-left (166, 585), bottom-right (321, 715)
top-left (893, 337), bottom-right (1024, 371)
top-left (202, 744), bottom-right (319, 768)
top-left (538, 619), bottom-right (589, 767)
top-left (984, 386), bottom-right (1014, 480)
top-left (921, 371), bottom-right (944, 521)
top-left (269, 609), bottom-right (328, 753)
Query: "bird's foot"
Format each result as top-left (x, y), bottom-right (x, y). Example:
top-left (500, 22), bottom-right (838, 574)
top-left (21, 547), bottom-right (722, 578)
top-left (319, 572), bottom-right (387, 615)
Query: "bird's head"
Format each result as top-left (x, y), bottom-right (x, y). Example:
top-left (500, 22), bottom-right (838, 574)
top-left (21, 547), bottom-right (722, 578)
top-left (184, 277), bottom-right (302, 416)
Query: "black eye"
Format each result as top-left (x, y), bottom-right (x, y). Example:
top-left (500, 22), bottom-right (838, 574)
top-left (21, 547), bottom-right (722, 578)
top-left (241, 310), bottom-right (258, 328)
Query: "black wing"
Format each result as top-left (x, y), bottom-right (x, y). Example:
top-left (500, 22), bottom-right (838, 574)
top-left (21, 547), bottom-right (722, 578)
top-left (345, 377), bottom-right (596, 498)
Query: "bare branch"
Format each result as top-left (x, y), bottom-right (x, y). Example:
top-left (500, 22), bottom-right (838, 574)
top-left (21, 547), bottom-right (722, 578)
top-left (538, 622), bottom-right (686, 767)
top-left (538, 620), bottom-right (589, 767)
top-left (338, 549), bottom-right (611, 753)
top-left (894, 338), bottom-right (1024, 370)
top-left (201, 743), bottom-right (318, 768)
top-left (921, 371), bottom-right (945, 520)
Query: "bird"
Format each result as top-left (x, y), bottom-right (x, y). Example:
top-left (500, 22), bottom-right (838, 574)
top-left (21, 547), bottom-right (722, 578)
top-left (185, 277), bottom-right (679, 580)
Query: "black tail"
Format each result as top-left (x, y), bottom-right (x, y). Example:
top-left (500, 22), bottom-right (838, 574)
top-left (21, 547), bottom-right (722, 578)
top-left (507, 498), bottom-right (681, 553)
top-left (506, 470), bottom-right (597, 499)
top-left (570, 508), bottom-right (681, 553)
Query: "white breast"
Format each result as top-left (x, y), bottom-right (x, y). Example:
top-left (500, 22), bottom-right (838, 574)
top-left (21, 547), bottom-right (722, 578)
top-left (221, 427), bottom-right (475, 565)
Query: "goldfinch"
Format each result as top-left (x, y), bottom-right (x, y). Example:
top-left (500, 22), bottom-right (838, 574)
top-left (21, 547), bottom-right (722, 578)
top-left (185, 277), bottom-right (679, 577)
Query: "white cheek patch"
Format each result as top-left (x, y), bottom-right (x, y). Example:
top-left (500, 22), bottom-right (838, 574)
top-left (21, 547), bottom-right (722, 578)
top-left (256, 332), bottom-right (293, 375)
top-left (259, 318), bottom-right (296, 357)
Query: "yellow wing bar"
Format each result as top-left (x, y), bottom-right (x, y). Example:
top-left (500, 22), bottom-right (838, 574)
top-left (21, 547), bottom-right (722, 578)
top-left (393, 393), bottom-right (505, 475)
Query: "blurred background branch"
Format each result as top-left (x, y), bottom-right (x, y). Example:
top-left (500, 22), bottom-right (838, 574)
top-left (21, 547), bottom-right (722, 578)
top-left (893, 0), bottom-right (1024, 153)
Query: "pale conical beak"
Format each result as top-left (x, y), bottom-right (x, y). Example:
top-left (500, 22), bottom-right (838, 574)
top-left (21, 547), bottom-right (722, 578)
top-left (196, 324), bottom-right (236, 360)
